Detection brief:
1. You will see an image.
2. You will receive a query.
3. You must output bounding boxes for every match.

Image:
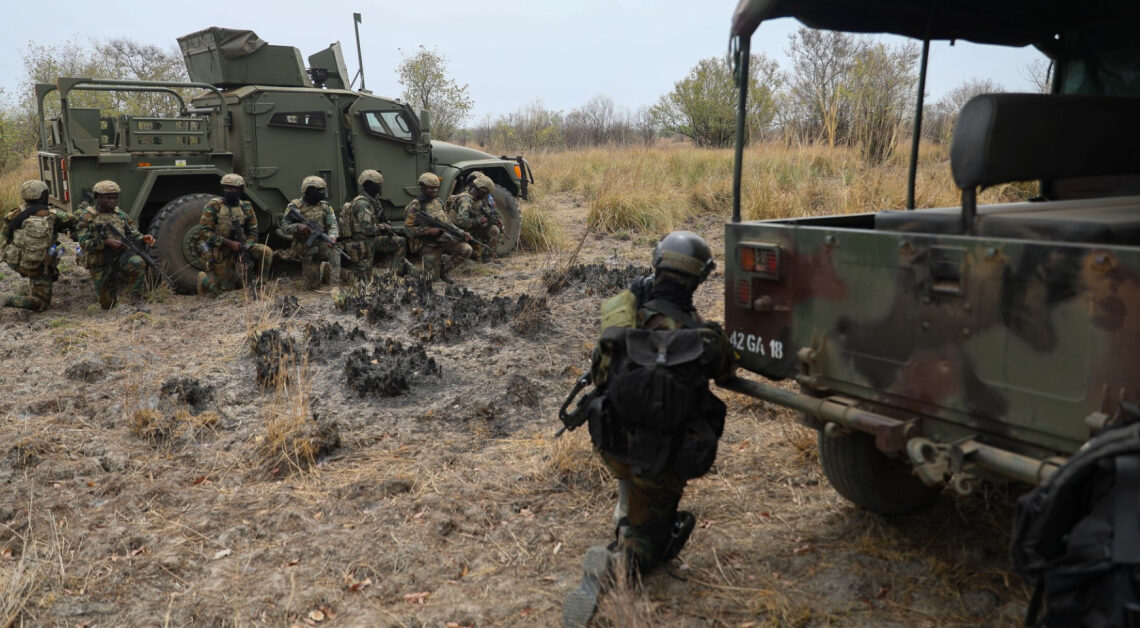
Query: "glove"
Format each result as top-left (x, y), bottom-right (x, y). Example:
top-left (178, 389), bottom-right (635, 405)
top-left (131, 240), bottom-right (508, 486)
top-left (142, 234), bottom-right (155, 246)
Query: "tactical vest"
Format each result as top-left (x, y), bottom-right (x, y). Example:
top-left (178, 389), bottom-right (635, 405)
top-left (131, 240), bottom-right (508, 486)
top-left (82, 208), bottom-right (130, 268)
top-left (343, 195), bottom-right (378, 240)
top-left (4, 211), bottom-right (54, 273)
top-left (288, 200), bottom-right (332, 249)
top-left (212, 199), bottom-right (248, 241)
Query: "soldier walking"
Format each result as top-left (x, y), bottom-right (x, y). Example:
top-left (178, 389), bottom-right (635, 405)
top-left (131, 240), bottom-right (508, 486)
top-left (196, 173), bottom-right (273, 296)
top-left (341, 169), bottom-right (406, 281)
top-left (404, 172), bottom-right (472, 284)
top-left (281, 176), bottom-right (340, 290)
top-left (562, 231), bottom-right (733, 627)
top-left (75, 180), bottom-right (155, 309)
top-left (445, 175), bottom-right (501, 262)
top-left (0, 180), bottom-right (76, 312)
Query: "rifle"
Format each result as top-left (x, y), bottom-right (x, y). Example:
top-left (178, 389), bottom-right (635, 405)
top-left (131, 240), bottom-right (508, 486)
top-left (286, 205), bottom-right (350, 260)
top-left (556, 373), bottom-right (600, 437)
top-left (412, 209), bottom-right (488, 250)
top-left (100, 223), bottom-right (175, 287)
top-left (228, 223), bottom-right (259, 299)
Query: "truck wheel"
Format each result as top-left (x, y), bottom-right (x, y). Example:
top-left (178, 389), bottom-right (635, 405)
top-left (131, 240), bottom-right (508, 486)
top-left (149, 193), bottom-right (214, 294)
top-left (490, 185), bottom-right (521, 256)
top-left (818, 429), bottom-right (939, 515)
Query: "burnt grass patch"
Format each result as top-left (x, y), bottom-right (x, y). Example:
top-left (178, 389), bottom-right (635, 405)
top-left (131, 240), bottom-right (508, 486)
top-left (344, 338), bottom-right (442, 397)
top-left (160, 376), bottom-right (215, 413)
top-left (251, 328), bottom-right (300, 387)
top-left (340, 273), bottom-right (544, 341)
top-left (305, 321), bottom-right (367, 361)
top-left (543, 263), bottom-right (650, 295)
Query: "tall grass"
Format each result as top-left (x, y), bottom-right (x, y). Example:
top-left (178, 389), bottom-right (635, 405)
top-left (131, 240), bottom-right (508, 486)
top-left (0, 156), bottom-right (40, 211)
top-left (527, 141), bottom-right (1033, 233)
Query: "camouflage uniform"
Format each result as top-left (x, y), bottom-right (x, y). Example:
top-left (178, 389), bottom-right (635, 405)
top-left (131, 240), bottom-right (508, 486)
top-left (342, 194), bottom-right (406, 278)
top-left (404, 194), bottom-right (473, 281)
top-left (1, 181), bottom-right (76, 312)
top-left (76, 204), bottom-right (148, 310)
top-left (282, 197), bottom-right (340, 289)
top-left (445, 179), bottom-right (501, 261)
top-left (196, 197), bottom-right (273, 296)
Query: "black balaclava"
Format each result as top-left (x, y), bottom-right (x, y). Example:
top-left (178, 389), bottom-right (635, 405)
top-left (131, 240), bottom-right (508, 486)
top-left (303, 187), bottom-right (326, 205)
top-left (223, 190), bottom-right (241, 206)
top-left (362, 181), bottom-right (382, 198)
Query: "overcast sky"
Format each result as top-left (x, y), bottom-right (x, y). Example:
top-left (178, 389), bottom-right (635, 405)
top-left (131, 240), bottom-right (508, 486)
top-left (0, 0), bottom-right (1045, 121)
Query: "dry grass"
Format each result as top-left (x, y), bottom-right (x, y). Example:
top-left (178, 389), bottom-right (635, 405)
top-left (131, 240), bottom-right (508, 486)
top-left (0, 156), bottom-right (39, 212)
top-left (528, 142), bottom-right (1035, 232)
top-left (518, 201), bottom-right (567, 252)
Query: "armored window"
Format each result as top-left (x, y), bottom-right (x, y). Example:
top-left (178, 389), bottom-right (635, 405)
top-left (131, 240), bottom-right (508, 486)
top-left (269, 111), bottom-right (327, 130)
top-left (361, 111), bottom-right (415, 141)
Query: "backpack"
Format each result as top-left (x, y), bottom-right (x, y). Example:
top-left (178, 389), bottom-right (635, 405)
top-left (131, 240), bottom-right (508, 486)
top-left (1011, 419), bottom-right (1140, 627)
top-left (5, 213), bottom-right (53, 273)
top-left (588, 293), bottom-right (727, 479)
top-left (339, 200), bottom-right (354, 239)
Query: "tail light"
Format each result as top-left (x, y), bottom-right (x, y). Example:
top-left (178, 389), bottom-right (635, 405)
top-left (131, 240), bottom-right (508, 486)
top-left (738, 243), bottom-right (781, 280)
top-left (735, 278), bottom-right (751, 306)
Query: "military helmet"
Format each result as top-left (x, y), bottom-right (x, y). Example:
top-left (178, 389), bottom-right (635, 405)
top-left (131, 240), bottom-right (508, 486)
top-left (652, 231), bottom-right (715, 285)
top-left (358, 169), bottom-right (384, 186)
top-left (301, 176), bottom-right (327, 193)
top-left (221, 173), bottom-right (245, 187)
top-left (466, 170), bottom-right (485, 183)
top-left (92, 180), bottom-right (121, 195)
top-left (20, 180), bottom-right (49, 201)
top-left (472, 176), bottom-right (494, 192)
top-left (417, 172), bottom-right (441, 187)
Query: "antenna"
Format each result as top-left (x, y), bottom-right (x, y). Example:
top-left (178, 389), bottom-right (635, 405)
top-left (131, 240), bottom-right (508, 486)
top-left (352, 13), bottom-right (366, 91)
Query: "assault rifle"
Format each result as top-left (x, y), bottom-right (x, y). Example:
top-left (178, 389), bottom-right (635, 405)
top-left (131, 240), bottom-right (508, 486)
top-left (285, 206), bottom-right (350, 260)
top-left (556, 373), bottom-right (600, 437)
top-left (412, 209), bottom-right (488, 250)
top-left (100, 223), bottom-right (175, 287)
top-left (228, 223), bottom-right (259, 299)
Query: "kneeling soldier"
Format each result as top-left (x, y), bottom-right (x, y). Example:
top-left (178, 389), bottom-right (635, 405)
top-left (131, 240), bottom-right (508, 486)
top-left (404, 172), bottom-right (472, 283)
top-left (76, 180), bottom-right (155, 309)
top-left (342, 169), bottom-right (406, 280)
top-left (1, 180), bottom-right (76, 312)
top-left (281, 176), bottom-right (340, 290)
top-left (446, 175), bottom-right (502, 263)
top-left (197, 173), bottom-right (273, 296)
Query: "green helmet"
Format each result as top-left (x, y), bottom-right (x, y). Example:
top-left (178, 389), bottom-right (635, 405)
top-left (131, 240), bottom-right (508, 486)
top-left (472, 176), bottom-right (494, 193)
top-left (301, 176), bottom-right (327, 193)
top-left (92, 180), bottom-right (121, 195)
top-left (653, 231), bottom-right (715, 285)
top-left (358, 169), bottom-right (384, 186)
top-left (221, 173), bottom-right (245, 187)
top-left (19, 180), bottom-right (49, 201)
top-left (417, 172), bottom-right (441, 187)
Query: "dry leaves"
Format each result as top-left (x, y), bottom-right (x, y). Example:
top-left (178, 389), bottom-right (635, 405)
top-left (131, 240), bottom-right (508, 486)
top-left (343, 574), bottom-right (372, 592)
top-left (403, 591), bottom-right (430, 604)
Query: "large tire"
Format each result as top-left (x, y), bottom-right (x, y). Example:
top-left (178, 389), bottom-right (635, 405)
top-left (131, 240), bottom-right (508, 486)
top-left (490, 185), bottom-right (521, 256)
top-left (149, 193), bottom-right (214, 294)
top-left (818, 429), bottom-right (940, 515)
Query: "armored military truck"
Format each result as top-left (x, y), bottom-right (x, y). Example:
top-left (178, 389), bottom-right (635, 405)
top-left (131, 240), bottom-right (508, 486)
top-left (34, 27), bottom-right (533, 292)
top-left (720, 0), bottom-right (1140, 514)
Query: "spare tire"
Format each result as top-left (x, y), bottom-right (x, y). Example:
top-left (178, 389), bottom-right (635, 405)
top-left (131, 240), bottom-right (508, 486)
top-left (149, 193), bottom-right (213, 294)
top-left (489, 185), bottom-right (521, 256)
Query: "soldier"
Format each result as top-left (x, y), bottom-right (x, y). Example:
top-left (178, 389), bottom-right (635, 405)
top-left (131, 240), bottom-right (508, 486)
top-left (0, 180), bottom-right (76, 312)
top-left (281, 176), bottom-right (340, 289)
top-left (196, 173), bottom-right (273, 297)
top-left (562, 231), bottom-right (733, 628)
top-left (404, 172), bottom-right (472, 284)
top-left (75, 180), bottom-right (155, 310)
top-left (445, 175), bottom-right (501, 263)
top-left (341, 169), bottom-right (406, 280)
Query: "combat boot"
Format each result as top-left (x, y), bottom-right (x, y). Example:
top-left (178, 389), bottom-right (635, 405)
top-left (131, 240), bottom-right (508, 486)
top-left (562, 545), bottom-right (615, 628)
top-left (438, 268), bottom-right (455, 284)
top-left (661, 510), bottom-right (696, 562)
top-left (319, 261), bottom-right (331, 285)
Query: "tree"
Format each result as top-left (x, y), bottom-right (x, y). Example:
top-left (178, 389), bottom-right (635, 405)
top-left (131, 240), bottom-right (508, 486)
top-left (396, 46), bottom-right (473, 142)
top-left (847, 41), bottom-right (920, 163)
top-left (925, 78), bottom-right (1003, 142)
top-left (1024, 58), bottom-right (1053, 94)
top-left (650, 54), bottom-right (781, 148)
top-left (785, 28), bottom-right (861, 146)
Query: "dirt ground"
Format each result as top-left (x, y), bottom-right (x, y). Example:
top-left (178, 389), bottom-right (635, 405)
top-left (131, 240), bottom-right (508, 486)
top-left (0, 196), bottom-right (1032, 627)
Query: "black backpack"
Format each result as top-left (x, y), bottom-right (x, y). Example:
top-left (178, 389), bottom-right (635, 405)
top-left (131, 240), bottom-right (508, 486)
top-left (1011, 420), bottom-right (1140, 627)
top-left (588, 323), bottom-right (726, 479)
